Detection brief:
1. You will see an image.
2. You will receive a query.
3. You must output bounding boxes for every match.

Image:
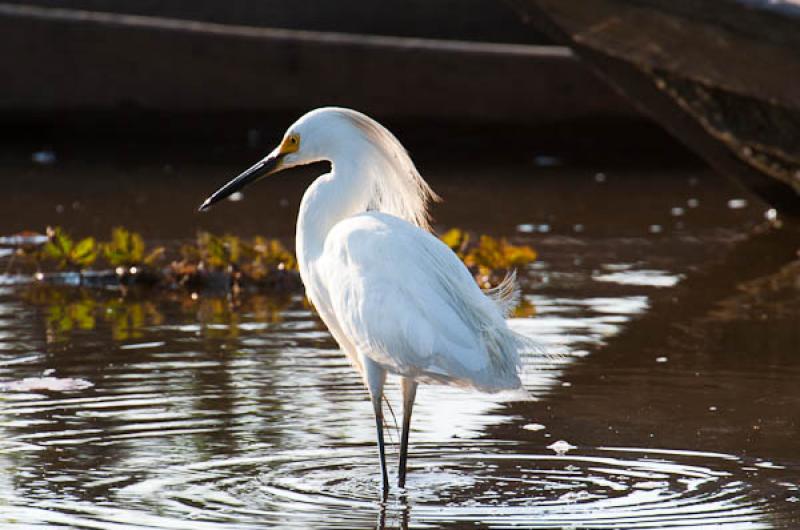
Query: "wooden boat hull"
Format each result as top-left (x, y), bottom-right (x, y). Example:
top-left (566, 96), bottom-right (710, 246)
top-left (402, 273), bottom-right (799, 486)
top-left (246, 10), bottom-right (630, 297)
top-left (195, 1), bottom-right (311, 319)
top-left (510, 0), bottom-right (800, 217)
top-left (0, 3), bottom-right (633, 125)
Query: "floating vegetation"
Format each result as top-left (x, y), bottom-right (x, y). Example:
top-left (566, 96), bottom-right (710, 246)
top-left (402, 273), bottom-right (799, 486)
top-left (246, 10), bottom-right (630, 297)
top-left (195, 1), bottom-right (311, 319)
top-left (440, 228), bottom-right (537, 287)
top-left (4, 226), bottom-right (537, 340)
top-left (2, 226), bottom-right (537, 300)
top-left (171, 232), bottom-right (298, 293)
top-left (1, 226), bottom-right (301, 293)
top-left (41, 226), bottom-right (98, 270)
top-left (103, 226), bottom-right (165, 270)
top-left (439, 228), bottom-right (538, 318)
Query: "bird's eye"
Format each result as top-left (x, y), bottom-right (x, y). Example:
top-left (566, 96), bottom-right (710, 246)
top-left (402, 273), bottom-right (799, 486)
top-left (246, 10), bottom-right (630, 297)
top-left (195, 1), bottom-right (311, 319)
top-left (282, 134), bottom-right (300, 154)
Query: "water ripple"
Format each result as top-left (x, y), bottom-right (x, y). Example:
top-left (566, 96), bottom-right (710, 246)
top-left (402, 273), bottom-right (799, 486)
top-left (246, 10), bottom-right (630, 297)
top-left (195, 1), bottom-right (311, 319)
top-left (107, 444), bottom-right (792, 529)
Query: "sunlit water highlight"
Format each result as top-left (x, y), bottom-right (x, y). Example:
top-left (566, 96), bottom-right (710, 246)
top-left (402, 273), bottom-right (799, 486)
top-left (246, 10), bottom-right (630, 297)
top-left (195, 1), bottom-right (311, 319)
top-left (0, 165), bottom-right (799, 528)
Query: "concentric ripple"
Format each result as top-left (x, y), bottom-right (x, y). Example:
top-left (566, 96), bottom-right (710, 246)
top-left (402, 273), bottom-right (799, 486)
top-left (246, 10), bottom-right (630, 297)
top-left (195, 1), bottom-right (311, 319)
top-left (108, 443), bottom-right (796, 529)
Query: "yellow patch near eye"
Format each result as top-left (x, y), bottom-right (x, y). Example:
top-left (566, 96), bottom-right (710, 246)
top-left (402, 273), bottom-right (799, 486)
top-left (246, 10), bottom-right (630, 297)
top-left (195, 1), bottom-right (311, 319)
top-left (279, 134), bottom-right (300, 155)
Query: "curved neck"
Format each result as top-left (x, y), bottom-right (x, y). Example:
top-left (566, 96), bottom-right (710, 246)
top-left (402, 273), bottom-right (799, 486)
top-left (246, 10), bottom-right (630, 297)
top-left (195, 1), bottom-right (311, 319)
top-left (295, 158), bottom-right (371, 270)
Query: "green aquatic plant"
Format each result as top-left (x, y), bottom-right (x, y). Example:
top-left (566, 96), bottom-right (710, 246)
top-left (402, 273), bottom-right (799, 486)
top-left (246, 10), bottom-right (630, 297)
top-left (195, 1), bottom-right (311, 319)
top-left (103, 227), bottom-right (164, 269)
top-left (439, 228), bottom-right (538, 316)
top-left (196, 232), bottom-right (242, 269)
top-left (16, 223), bottom-right (539, 343)
top-left (440, 227), bottom-right (471, 257)
top-left (439, 228), bottom-right (537, 286)
top-left (172, 232), bottom-right (247, 291)
top-left (41, 226), bottom-right (98, 270)
top-left (7, 225), bottom-right (535, 305)
top-left (171, 232), bottom-right (298, 291)
top-left (464, 234), bottom-right (537, 275)
top-left (241, 236), bottom-right (297, 279)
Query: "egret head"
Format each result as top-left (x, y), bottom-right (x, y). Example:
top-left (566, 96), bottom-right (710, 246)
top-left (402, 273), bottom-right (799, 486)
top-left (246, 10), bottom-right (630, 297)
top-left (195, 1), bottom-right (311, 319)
top-left (199, 107), bottom-right (438, 229)
top-left (198, 108), bottom-right (366, 212)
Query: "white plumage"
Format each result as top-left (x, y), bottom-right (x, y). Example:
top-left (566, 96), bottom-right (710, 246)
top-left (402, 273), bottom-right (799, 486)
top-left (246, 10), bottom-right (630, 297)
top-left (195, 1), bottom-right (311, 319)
top-left (200, 107), bottom-right (535, 497)
top-left (320, 211), bottom-right (523, 390)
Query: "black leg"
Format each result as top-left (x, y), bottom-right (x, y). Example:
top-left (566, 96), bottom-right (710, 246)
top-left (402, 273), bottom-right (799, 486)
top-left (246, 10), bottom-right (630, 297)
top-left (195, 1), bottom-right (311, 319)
top-left (364, 357), bottom-right (389, 499)
top-left (398, 377), bottom-right (417, 488)
top-left (373, 401), bottom-right (389, 499)
top-left (375, 501), bottom-right (386, 530)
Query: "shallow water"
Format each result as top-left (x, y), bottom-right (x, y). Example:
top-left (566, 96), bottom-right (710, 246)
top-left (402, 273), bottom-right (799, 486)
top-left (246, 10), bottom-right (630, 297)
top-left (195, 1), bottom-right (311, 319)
top-left (1, 149), bottom-right (799, 529)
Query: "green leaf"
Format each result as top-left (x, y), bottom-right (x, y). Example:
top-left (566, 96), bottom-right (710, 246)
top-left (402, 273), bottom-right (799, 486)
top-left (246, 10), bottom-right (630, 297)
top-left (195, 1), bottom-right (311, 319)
top-left (53, 227), bottom-right (73, 254)
top-left (111, 227), bottom-right (126, 249)
top-left (72, 237), bottom-right (95, 258)
top-left (130, 232), bottom-right (145, 262)
top-left (143, 246), bottom-right (165, 266)
top-left (104, 227), bottom-right (151, 267)
top-left (42, 227), bottom-right (72, 264)
top-left (505, 244), bottom-right (537, 267)
top-left (42, 241), bottom-right (65, 260)
top-left (440, 228), bottom-right (464, 251)
top-left (103, 247), bottom-right (124, 266)
top-left (71, 237), bottom-right (97, 268)
top-left (206, 235), bottom-right (226, 268)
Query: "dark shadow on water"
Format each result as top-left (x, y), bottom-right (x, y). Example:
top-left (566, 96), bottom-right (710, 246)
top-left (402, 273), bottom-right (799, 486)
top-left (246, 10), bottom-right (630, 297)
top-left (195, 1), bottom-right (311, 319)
top-left (508, 224), bottom-right (800, 455)
top-left (494, 224), bottom-right (800, 529)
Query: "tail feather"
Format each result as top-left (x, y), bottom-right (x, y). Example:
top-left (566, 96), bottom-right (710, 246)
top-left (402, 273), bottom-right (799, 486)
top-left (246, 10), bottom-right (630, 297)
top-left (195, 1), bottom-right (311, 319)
top-left (484, 270), bottom-right (520, 317)
top-left (483, 270), bottom-right (548, 393)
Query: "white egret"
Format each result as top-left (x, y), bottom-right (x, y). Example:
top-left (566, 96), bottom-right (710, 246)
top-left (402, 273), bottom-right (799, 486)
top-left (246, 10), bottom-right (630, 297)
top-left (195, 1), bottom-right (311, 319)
top-left (200, 107), bottom-right (534, 497)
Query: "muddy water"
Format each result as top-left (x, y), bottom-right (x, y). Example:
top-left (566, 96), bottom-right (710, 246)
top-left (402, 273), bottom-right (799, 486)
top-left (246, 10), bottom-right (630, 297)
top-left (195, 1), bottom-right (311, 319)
top-left (0, 149), bottom-right (799, 529)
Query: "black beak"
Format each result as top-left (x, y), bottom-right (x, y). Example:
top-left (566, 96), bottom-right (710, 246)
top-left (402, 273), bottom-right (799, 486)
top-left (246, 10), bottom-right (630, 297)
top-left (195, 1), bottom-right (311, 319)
top-left (198, 151), bottom-right (283, 212)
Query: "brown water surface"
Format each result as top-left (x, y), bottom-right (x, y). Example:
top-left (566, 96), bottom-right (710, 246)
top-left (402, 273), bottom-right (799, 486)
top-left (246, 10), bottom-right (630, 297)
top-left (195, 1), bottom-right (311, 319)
top-left (1, 143), bottom-right (798, 529)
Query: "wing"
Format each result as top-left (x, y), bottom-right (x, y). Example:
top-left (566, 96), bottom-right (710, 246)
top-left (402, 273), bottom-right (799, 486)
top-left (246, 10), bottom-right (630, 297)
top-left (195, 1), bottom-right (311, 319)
top-left (318, 212), bottom-right (522, 391)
